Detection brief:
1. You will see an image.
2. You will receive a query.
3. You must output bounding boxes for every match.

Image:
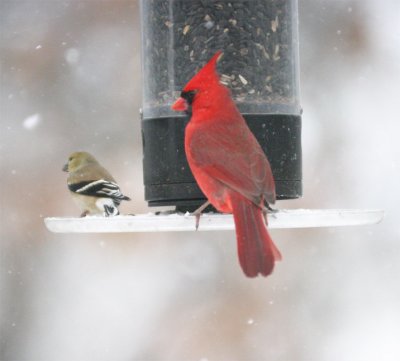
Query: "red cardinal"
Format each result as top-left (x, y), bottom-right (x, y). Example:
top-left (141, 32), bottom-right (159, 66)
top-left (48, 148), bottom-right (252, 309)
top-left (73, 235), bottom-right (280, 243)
top-left (171, 51), bottom-right (281, 277)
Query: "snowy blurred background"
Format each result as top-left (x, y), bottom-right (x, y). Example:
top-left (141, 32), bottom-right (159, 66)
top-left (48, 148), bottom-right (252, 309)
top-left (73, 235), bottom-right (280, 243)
top-left (1, 0), bottom-right (400, 360)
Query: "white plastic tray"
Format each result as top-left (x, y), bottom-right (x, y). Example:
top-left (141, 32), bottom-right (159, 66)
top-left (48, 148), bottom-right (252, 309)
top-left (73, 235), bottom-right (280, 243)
top-left (44, 209), bottom-right (384, 233)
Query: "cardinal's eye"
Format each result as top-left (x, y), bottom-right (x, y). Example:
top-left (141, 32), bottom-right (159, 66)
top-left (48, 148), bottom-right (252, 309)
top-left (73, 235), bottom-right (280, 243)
top-left (181, 90), bottom-right (197, 105)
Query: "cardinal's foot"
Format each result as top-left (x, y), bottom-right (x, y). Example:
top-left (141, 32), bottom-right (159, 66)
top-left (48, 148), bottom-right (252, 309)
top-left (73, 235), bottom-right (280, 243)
top-left (191, 201), bottom-right (211, 230)
top-left (262, 204), bottom-right (279, 223)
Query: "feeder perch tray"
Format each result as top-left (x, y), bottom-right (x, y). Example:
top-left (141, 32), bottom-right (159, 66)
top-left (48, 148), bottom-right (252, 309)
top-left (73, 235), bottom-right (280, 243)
top-left (44, 209), bottom-right (384, 233)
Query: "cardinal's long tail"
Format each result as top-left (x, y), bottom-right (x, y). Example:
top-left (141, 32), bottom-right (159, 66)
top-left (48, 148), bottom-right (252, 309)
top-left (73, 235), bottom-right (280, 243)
top-left (231, 194), bottom-right (282, 277)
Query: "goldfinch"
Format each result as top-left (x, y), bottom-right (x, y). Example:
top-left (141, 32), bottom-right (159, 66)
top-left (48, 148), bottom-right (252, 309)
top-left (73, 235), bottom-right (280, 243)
top-left (63, 151), bottom-right (131, 217)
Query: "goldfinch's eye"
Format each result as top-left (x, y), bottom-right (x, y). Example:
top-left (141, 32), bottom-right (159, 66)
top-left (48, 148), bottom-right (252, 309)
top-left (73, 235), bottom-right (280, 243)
top-left (69, 157), bottom-right (73, 162)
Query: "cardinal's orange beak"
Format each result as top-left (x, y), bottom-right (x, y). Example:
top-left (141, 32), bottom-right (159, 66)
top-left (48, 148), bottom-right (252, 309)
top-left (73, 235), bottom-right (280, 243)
top-left (171, 97), bottom-right (188, 112)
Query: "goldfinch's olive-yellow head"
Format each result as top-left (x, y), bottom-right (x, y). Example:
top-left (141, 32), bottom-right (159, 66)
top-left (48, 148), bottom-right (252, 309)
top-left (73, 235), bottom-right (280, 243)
top-left (63, 151), bottom-right (98, 173)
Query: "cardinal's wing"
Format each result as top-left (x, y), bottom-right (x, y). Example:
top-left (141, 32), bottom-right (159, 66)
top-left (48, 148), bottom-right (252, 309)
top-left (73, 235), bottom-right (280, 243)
top-left (187, 121), bottom-right (275, 205)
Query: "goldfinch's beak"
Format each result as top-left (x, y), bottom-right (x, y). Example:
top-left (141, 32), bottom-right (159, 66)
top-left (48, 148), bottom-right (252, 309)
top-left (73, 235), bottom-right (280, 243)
top-left (62, 163), bottom-right (69, 172)
top-left (171, 97), bottom-right (188, 112)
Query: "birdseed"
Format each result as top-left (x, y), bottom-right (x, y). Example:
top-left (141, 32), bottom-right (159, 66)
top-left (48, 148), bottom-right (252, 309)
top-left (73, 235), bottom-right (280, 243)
top-left (141, 0), bottom-right (299, 117)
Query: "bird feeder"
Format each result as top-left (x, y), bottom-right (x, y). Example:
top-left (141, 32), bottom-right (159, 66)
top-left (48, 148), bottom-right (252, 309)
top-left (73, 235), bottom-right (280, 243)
top-left (140, 0), bottom-right (302, 211)
top-left (44, 0), bottom-right (384, 234)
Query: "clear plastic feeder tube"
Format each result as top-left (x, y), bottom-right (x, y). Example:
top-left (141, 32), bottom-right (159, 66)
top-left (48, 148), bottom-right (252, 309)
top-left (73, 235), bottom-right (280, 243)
top-left (141, 0), bottom-right (301, 119)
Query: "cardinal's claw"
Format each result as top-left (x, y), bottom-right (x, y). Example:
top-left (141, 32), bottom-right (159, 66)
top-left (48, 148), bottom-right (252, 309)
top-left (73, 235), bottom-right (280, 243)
top-left (191, 200), bottom-right (211, 230)
top-left (262, 204), bottom-right (279, 223)
top-left (195, 213), bottom-right (201, 230)
top-left (265, 203), bottom-right (278, 213)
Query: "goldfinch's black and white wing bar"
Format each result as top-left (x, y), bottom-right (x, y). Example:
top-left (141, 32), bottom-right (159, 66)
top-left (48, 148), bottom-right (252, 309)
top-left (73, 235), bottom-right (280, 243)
top-left (68, 180), bottom-right (130, 204)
